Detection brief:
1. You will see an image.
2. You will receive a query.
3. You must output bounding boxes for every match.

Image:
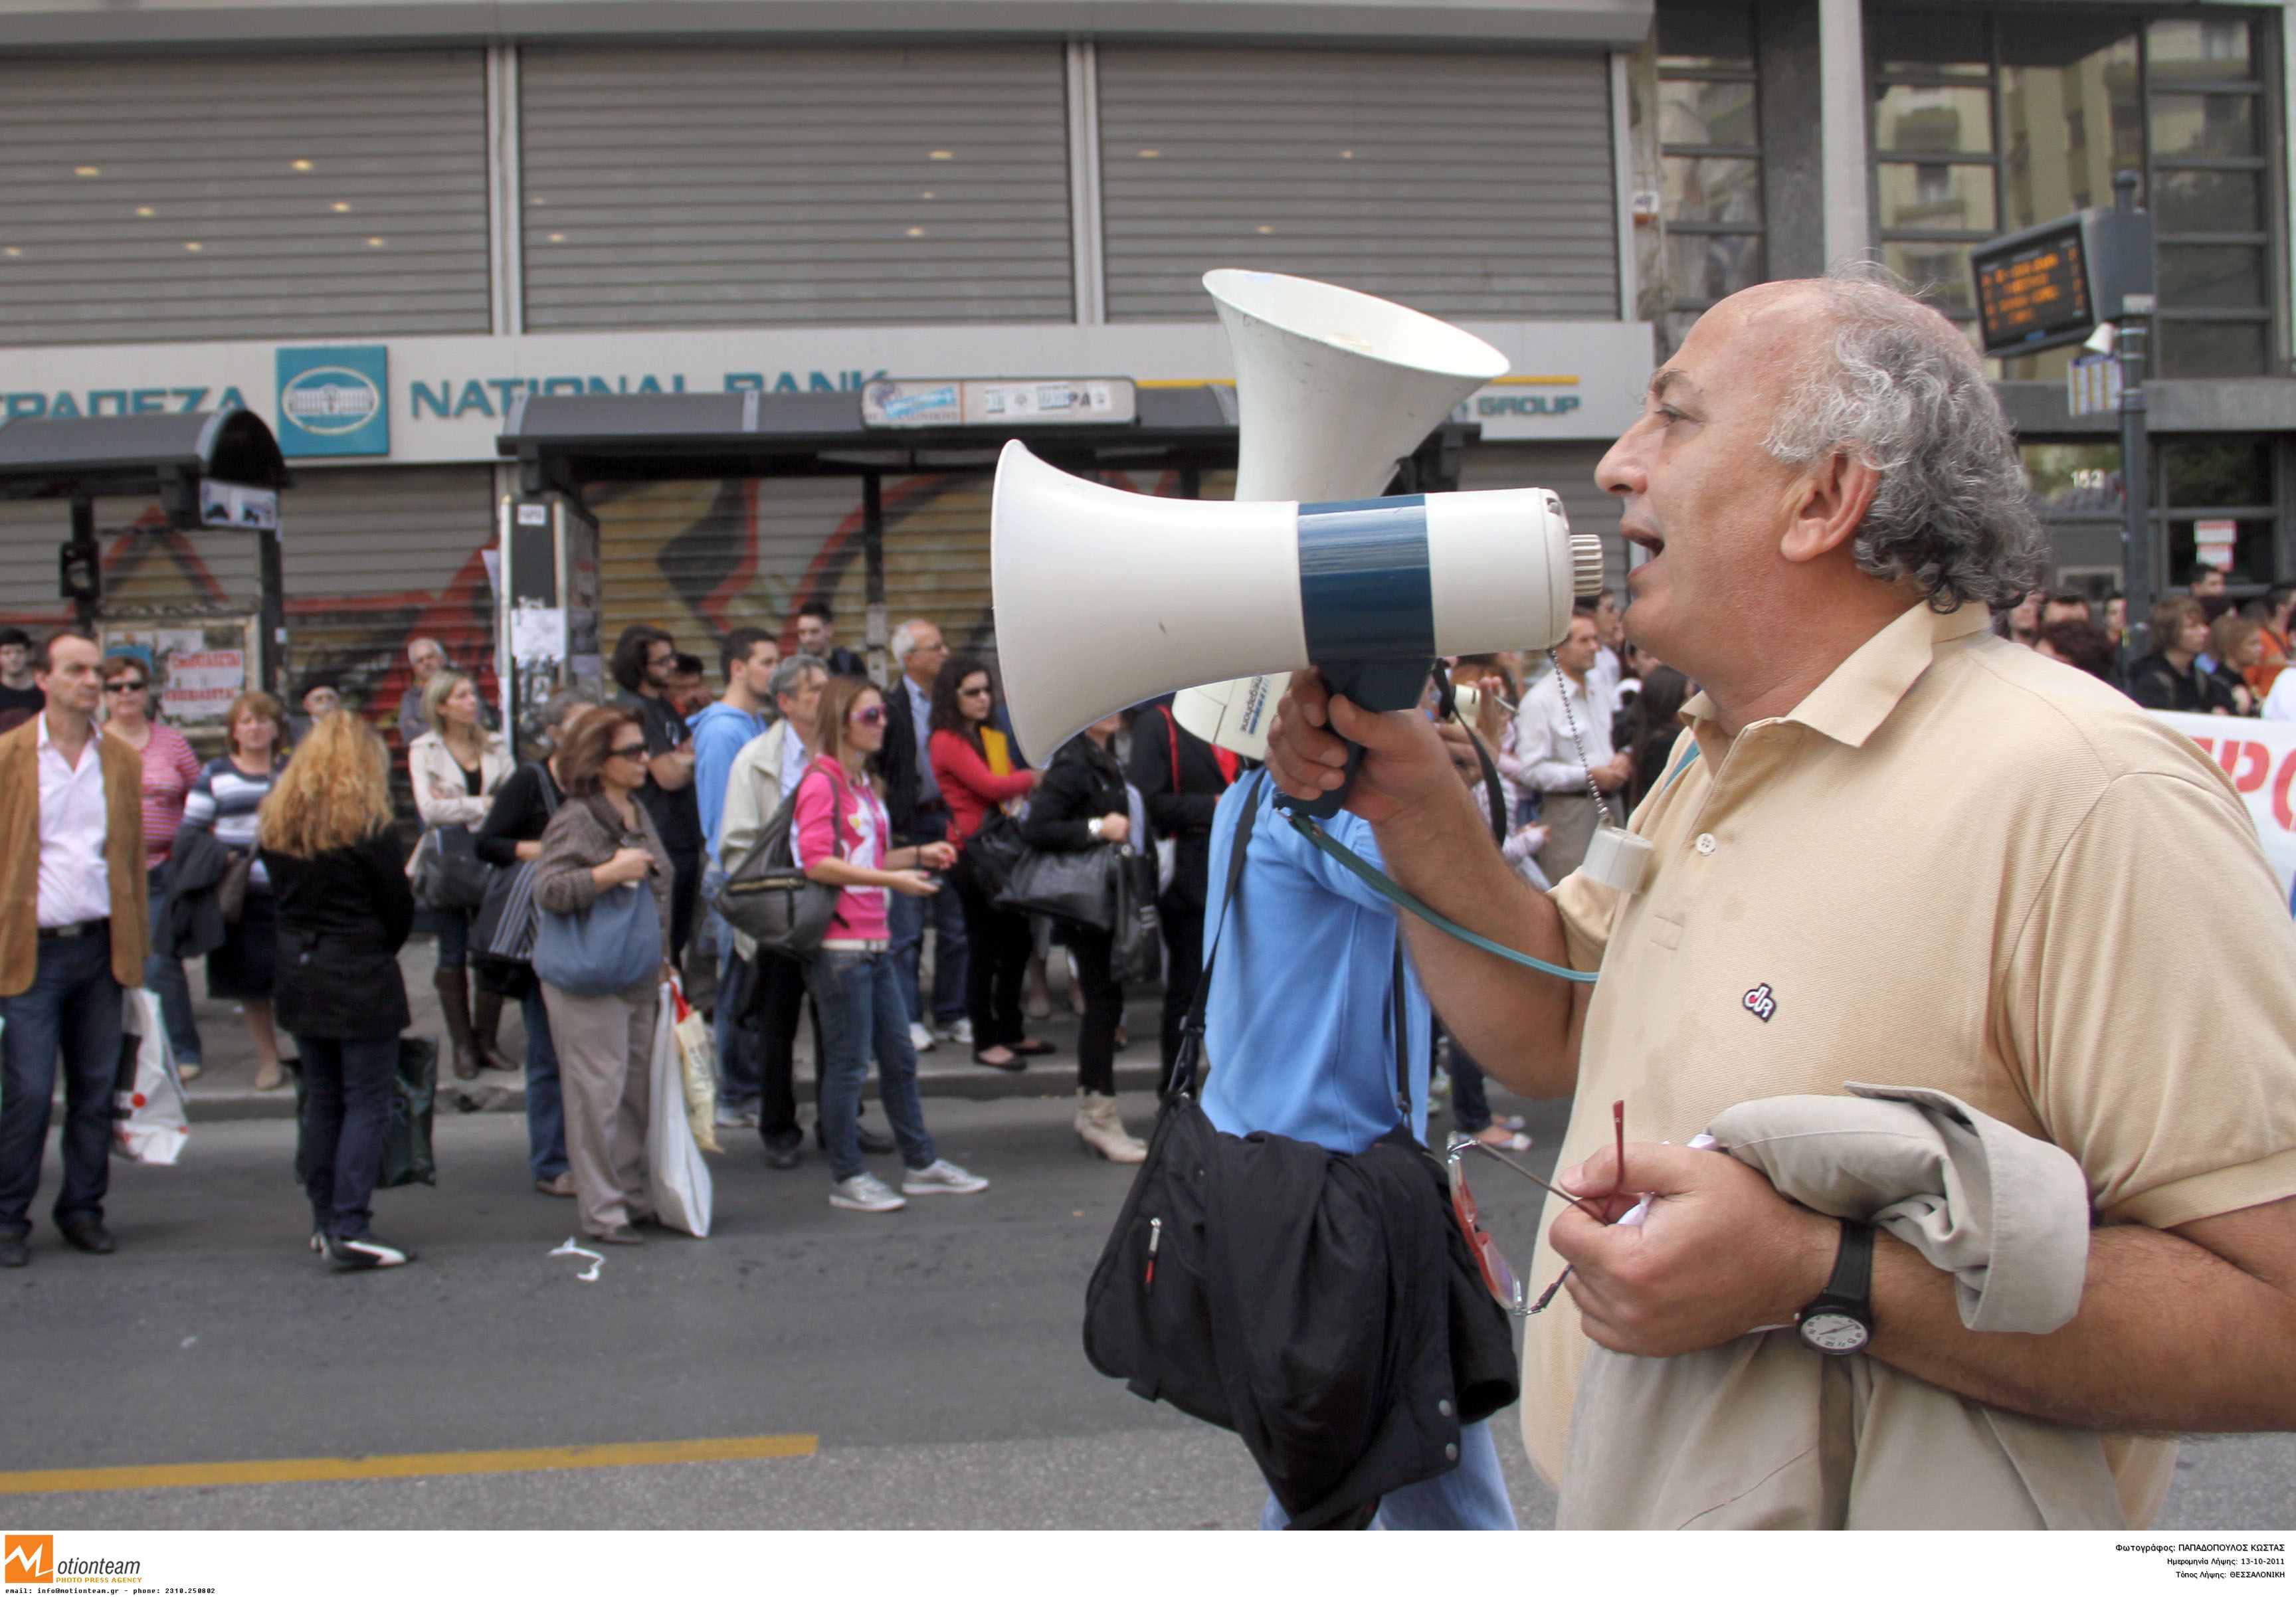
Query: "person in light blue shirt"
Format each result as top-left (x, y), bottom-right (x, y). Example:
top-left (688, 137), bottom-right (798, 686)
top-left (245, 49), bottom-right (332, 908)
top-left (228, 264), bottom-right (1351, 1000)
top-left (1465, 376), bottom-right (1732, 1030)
top-left (690, 626), bottom-right (776, 1126)
top-left (1198, 772), bottom-right (1516, 1531)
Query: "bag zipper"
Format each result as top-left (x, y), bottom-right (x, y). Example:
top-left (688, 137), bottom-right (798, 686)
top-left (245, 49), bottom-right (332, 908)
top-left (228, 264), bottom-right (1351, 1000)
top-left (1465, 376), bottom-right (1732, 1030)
top-left (1144, 1216), bottom-right (1162, 1291)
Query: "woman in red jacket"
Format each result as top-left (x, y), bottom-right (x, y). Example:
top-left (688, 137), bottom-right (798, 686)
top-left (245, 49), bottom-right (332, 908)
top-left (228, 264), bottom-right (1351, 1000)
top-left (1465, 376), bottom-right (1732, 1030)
top-left (927, 656), bottom-right (1049, 1070)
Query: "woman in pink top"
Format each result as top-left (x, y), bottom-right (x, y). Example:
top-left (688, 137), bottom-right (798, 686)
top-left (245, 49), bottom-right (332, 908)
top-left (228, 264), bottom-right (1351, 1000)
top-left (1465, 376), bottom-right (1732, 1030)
top-left (793, 676), bottom-right (987, 1214)
top-left (100, 655), bottom-right (207, 1078)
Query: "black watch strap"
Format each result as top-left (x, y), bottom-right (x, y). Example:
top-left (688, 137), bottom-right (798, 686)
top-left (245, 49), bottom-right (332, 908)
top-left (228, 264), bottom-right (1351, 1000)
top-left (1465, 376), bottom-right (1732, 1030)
top-left (1824, 1218), bottom-right (1875, 1307)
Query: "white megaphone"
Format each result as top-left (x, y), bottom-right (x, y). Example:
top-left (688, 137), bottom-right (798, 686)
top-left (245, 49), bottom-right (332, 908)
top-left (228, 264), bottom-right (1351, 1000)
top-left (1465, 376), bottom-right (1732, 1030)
top-left (991, 440), bottom-right (1602, 816)
top-left (1173, 269), bottom-right (1517, 760)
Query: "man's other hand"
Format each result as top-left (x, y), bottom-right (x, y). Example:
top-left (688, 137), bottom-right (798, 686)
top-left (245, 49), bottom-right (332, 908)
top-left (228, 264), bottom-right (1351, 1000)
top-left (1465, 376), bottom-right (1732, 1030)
top-left (1265, 670), bottom-right (1462, 826)
top-left (1549, 1141), bottom-right (1838, 1358)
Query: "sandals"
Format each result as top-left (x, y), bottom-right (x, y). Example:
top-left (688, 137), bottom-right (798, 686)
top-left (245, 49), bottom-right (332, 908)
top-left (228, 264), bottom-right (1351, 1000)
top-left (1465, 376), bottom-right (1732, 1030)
top-left (973, 1048), bottom-right (1028, 1073)
top-left (1009, 1040), bottom-right (1058, 1058)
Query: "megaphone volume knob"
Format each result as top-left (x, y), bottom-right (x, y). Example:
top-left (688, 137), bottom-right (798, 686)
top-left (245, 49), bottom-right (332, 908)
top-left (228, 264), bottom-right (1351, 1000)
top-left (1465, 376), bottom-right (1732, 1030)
top-left (1571, 532), bottom-right (1606, 598)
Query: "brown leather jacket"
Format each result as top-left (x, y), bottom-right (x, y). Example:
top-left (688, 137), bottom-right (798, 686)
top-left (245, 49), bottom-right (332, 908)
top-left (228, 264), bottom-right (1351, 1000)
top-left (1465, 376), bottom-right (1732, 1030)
top-left (0, 715), bottom-right (150, 996)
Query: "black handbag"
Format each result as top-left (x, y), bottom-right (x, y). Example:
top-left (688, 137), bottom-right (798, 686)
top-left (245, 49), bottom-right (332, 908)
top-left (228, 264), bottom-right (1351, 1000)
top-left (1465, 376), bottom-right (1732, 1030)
top-left (411, 825), bottom-right (489, 913)
top-left (713, 781), bottom-right (844, 957)
top-left (963, 807), bottom-right (1030, 900)
top-left (1110, 848), bottom-right (1161, 984)
top-left (1080, 776), bottom-right (1517, 1527)
top-left (997, 841), bottom-right (1125, 930)
top-left (470, 764), bottom-right (560, 964)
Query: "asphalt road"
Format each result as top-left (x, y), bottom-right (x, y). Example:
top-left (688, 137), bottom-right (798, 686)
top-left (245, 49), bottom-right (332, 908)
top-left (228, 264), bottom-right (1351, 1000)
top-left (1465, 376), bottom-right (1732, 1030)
top-left (1, 1089), bottom-right (2285, 1531)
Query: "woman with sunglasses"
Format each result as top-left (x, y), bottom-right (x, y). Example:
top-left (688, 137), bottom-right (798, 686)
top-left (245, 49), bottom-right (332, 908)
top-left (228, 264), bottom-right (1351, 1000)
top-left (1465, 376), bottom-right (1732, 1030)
top-left (532, 707), bottom-right (672, 1246)
top-left (100, 655), bottom-right (207, 1080)
top-left (927, 655), bottom-right (1049, 1071)
top-left (795, 676), bottom-right (987, 1213)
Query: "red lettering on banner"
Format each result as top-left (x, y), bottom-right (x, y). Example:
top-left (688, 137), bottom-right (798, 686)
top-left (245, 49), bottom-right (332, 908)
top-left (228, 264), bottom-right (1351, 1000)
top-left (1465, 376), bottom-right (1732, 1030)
top-left (2273, 750), bottom-right (2296, 831)
top-left (2224, 741), bottom-right (2272, 792)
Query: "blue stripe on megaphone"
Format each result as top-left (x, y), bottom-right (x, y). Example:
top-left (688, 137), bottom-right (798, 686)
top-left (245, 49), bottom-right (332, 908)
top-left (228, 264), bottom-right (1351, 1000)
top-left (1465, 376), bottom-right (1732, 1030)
top-left (1296, 496), bottom-right (1436, 661)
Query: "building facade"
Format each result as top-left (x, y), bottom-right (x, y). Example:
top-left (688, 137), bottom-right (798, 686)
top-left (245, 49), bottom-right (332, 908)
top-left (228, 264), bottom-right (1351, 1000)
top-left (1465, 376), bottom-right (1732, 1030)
top-left (0, 0), bottom-right (2288, 735)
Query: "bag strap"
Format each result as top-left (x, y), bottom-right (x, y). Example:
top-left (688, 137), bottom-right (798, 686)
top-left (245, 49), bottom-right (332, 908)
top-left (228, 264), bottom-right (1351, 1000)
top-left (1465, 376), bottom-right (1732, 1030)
top-left (1388, 941), bottom-right (1411, 1126)
top-left (1164, 705), bottom-right (1181, 797)
top-left (1169, 769), bottom-right (1264, 1102)
top-left (533, 761), bottom-right (561, 818)
top-left (1430, 663), bottom-right (1506, 848)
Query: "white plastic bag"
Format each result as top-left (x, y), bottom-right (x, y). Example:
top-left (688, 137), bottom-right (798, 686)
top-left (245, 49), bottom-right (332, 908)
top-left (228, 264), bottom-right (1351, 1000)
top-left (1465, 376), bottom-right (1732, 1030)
top-left (644, 983), bottom-right (713, 1237)
top-left (668, 975), bottom-right (722, 1153)
top-left (113, 988), bottom-right (190, 1165)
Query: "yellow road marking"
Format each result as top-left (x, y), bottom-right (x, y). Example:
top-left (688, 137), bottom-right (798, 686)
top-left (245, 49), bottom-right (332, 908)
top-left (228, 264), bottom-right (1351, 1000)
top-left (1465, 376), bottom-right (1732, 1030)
top-left (0, 1434), bottom-right (818, 1495)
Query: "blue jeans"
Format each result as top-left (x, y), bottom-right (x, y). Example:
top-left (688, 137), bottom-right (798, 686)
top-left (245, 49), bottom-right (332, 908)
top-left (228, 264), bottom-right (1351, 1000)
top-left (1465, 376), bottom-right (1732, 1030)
top-left (0, 933), bottom-right (125, 1236)
top-left (144, 866), bottom-right (203, 1066)
top-left (1256, 1420), bottom-right (1516, 1530)
top-left (704, 889), bottom-right (761, 1114)
top-left (805, 947), bottom-right (936, 1182)
top-left (1450, 1038), bottom-right (1493, 1135)
top-left (520, 985), bottom-right (568, 1182)
top-left (888, 816), bottom-right (967, 1028)
top-left (293, 1033), bottom-right (398, 1239)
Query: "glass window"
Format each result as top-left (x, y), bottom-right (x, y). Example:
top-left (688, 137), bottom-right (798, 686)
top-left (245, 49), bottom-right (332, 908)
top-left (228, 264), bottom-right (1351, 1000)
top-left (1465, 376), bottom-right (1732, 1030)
top-left (1997, 25), bottom-right (2141, 229)
top-left (2022, 442), bottom-right (2124, 514)
top-left (1881, 240), bottom-right (1977, 314)
top-left (1876, 163), bottom-right (1997, 233)
top-left (2158, 244), bottom-right (2266, 310)
top-left (2166, 519), bottom-right (2272, 586)
top-left (2147, 18), bottom-right (2253, 84)
top-left (1660, 78), bottom-right (1758, 147)
top-left (2149, 93), bottom-right (2259, 159)
top-left (1869, 11), bottom-right (1989, 76)
top-left (1664, 156), bottom-right (1763, 225)
top-left (2163, 438), bottom-right (2272, 507)
top-left (1658, 6), bottom-right (1754, 68)
top-left (1873, 84), bottom-right (1994, 153)
top-left (2153, 168), bottom-right (2263, 235)
top-left (1667, 231), bottom-right (1767, 308)
top-left (2155, 321), bottom-right (2269, 379)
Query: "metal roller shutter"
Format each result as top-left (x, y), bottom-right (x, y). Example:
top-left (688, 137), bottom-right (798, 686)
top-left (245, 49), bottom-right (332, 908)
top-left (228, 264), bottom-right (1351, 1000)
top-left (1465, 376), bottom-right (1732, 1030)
top-left (0, 50), bottom-right (492, 346)
top-left (1099, 47), bottom-right (1620, 322)
top-left (520, 45), bottom-right (1074, 330)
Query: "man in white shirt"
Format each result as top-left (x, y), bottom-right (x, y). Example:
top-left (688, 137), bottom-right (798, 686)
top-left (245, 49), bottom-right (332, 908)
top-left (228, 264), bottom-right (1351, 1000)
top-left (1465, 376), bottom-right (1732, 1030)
top-left (1513, 612), bottom-right (1632, 881)
top-left (0, 631), bottom-right (149, 1268)
top-left (883, 619), bottom-right (969, 1054)
top-left (1586, 590), bottom-right (1626, 722)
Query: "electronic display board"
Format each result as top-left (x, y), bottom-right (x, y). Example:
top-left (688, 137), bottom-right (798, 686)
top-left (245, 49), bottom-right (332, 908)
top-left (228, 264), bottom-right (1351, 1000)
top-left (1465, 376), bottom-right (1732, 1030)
top-left (1973, 221), bottom-right (2095, 357)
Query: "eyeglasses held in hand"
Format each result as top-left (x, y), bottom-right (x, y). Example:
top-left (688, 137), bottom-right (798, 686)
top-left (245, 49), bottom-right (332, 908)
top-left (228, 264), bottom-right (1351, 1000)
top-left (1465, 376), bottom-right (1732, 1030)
top-left (1445, 1099), bottom-right (1628, 1319)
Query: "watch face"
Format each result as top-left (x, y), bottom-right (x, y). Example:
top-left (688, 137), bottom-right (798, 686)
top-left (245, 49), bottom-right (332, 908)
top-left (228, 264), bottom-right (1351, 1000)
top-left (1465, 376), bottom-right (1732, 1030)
top-left (1799, 1311), bottom-right (1870, 1354)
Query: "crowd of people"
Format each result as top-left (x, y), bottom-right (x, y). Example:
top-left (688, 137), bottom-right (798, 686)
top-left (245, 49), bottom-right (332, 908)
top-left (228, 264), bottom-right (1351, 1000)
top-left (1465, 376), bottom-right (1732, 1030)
top-left (1997, 568), bottom-right (2296, 717)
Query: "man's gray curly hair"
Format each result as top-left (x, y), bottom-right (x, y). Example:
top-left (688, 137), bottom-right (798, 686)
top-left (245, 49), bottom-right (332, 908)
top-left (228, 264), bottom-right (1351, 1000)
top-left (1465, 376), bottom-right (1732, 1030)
top-left (1762, 270), bottom-right (2046, 612)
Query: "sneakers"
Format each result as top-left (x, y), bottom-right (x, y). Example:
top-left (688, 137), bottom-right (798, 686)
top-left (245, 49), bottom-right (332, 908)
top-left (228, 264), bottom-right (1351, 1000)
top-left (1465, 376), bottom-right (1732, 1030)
top-left (829, 1172), bottom-right (907, 1213)
top-left (902, 1159), bottom-right (989, 1196)
top-left (325, 1234), bottom-right (414, 1270)
top-left (908, 1021), bottom-right (937, 1054)
top-left (935, 1017), bottom-right (975, 1046)
top-left (715, 1102), bottom-right (760, 1129)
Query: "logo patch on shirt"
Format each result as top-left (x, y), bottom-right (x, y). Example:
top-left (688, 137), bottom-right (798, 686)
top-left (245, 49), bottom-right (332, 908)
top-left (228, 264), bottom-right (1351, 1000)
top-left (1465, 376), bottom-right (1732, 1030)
top-left (1741, 983), bottom-right (1777, 1022)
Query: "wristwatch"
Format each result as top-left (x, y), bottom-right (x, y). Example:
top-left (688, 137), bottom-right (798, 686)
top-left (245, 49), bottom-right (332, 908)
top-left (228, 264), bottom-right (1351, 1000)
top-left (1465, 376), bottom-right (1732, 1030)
top-left (1796, 1219), bottom-right (1875, 1355)
top-left (1087, 816), bottom-right (1105, 841)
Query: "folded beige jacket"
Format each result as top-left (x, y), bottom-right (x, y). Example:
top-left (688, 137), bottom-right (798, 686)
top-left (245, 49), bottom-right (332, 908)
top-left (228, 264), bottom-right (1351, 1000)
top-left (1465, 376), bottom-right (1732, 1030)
top-left (1557, 1083), bottom-right (2127, 1530)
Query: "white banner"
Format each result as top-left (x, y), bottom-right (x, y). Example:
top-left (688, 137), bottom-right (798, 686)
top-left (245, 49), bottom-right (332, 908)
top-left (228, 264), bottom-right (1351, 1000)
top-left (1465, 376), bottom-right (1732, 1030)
top-left (2154, 711), bottom-right (2296, 899)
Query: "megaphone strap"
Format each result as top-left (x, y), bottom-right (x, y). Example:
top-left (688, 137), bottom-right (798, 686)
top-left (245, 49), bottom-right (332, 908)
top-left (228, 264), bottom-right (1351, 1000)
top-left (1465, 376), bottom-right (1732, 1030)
top-left (1284, 814), bottom-right (1600, 986)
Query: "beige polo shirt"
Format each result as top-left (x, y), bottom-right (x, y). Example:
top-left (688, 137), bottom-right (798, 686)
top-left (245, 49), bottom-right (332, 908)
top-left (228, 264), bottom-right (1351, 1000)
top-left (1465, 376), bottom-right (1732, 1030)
top-left (1520, 599), bottom-right (2296, 1523)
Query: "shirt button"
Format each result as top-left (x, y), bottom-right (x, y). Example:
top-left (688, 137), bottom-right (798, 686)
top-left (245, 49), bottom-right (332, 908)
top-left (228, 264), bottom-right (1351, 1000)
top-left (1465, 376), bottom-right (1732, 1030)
top-left (1438, 1399), bottom-right (1454, 1418)
top-left (1444, 1442), bottom-right (1460, 1462)
top-left (1695, 832), bottom-right (1718, 856)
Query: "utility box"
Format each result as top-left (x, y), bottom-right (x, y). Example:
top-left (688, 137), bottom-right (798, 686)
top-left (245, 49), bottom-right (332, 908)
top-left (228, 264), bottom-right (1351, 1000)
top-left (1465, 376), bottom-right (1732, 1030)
top-left (497, 493), bottom-right (604, 757)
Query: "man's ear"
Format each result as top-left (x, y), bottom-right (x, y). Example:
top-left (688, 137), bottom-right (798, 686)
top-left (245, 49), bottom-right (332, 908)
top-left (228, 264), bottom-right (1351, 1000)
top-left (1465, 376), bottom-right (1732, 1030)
top-left (1780, 448), bottom-right (1882, 565)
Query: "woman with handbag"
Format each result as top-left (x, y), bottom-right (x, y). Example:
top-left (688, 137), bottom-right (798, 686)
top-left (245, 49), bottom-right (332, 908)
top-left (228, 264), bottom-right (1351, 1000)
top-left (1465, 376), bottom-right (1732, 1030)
top-left (926, 655), bottom-right (1048, 1072)
top-left (407, 669), bottom-right (514, 1081)
top-left (472, 687), bottom-right (599, 1198)
top-left (100, 654), bottom-right (209, 1080)
top-left (532, 707), bottom-right (672, 1246)
top-left (256, 713), bottom-right (418, 1270)
top-left (797, 676), bottom-right (985, 1213)
top-left (178, 690), bottom-right (290, 1091)
top-left (1018, 713), bottom-right (1149, 1163)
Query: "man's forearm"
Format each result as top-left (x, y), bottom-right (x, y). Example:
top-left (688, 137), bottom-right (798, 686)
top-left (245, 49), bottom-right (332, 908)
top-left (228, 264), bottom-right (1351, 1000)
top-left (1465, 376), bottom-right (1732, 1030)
top-left (1869, 1203), bottom-right (2296, 1434)
top-left (1371, 785), bottom-right (1580, 1098)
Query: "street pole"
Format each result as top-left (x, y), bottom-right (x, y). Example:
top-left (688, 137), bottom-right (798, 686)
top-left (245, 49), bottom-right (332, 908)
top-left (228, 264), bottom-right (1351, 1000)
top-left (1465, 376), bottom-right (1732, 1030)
top-left (2113, 170), bottom-right (2153, 662)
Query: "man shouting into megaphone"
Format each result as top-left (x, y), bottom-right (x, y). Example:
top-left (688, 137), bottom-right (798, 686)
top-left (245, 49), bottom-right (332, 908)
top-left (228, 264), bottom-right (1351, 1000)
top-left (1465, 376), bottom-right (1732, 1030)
top-left (1263, 271), bottom-right (2296, 1530)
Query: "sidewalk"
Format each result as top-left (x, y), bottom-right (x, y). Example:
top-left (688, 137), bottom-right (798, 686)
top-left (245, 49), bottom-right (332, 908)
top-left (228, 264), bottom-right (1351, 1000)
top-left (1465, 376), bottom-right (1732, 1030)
top-left (171, 939), bottom-right (1174, 1123)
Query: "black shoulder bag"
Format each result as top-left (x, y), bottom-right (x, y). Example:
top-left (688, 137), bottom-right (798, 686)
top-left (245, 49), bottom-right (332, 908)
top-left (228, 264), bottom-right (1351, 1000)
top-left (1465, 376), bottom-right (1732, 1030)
top-left (1081, 773), bottom-right (1517, 1529)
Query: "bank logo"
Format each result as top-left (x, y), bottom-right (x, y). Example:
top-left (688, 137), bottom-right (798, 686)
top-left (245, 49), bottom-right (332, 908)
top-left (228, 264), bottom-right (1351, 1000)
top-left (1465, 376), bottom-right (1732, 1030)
top-left (4, 1534), bottom-right (53, 1583)
top-left (275, 345), bottom-right (389, 458)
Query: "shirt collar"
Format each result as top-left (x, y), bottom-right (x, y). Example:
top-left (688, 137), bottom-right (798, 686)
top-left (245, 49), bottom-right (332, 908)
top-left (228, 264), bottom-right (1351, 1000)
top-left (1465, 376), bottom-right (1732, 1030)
top-left (1679, 601), bottom-right (1994, 750)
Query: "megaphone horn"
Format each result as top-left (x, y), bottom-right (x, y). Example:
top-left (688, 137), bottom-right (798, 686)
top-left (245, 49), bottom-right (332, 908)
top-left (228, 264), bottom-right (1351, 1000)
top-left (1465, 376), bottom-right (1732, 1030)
top-left (989, 440), bottom-right (1602, 772)
top-left (1173, 270), bottom-right (1517, 759)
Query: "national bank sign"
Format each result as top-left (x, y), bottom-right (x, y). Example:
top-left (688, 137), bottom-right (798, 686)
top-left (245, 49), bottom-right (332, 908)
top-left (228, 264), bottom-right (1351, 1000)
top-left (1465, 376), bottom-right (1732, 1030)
top-left (276, 345), bottom-right (389, 457)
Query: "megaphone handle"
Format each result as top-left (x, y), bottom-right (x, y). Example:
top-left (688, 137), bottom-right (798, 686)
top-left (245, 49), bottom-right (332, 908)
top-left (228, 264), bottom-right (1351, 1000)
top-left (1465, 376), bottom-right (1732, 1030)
top-left (1282, 656), bottom-right (1434, 822)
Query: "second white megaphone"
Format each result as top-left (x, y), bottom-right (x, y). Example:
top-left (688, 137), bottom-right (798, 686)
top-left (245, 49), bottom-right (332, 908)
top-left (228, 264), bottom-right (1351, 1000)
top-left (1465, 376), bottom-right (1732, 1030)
top-left (991, 440), bottom-right (1603, 797)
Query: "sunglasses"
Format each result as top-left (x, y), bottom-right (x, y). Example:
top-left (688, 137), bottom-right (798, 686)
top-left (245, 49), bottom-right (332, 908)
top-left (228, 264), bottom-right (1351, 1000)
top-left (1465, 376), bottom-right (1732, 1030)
top-left (958, 684), bottom-right (993, 699)
top-left (1444, 1098), bottom-right (1628, 1318)
top-left (607, 742), bottom-right (648, 760)
top-left (850, 705), bottom-right (887, 727)
top-left (105, 680), bottom-right (148, 693)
